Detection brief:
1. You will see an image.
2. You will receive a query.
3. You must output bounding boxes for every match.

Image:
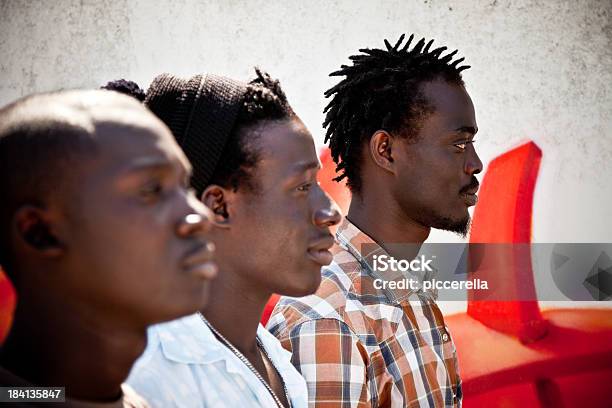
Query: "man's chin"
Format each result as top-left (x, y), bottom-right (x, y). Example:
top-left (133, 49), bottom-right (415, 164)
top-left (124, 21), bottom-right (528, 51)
top-left (281, 270), bottom-right (322, 297)
top-left (430, 214), bottom-right (471, 238)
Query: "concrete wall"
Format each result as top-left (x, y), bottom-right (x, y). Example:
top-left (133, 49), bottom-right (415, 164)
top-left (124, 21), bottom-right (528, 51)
top-left (1, 0), bottom-right (611, 246)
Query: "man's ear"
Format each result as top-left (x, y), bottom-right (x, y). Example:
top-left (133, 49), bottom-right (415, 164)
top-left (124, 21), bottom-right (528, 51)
top-left (200, 185), bottom-right (233, 228)
top-left (369, 130), bottom-right (395, 174)
top-left (13, 204), bottom-right (64, 258)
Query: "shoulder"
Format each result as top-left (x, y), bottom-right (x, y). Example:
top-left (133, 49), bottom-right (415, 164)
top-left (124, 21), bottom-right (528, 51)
top-left (268, 256), bottom-right (405, 349)
top-left (126, 325), bottom-right (182, 407)
top-left (257, 325), bottom-right (309, 406)
top-left (267, 258), bottom-right (357, 335)
top-left (127, 314), bottom-right (220, 407)
top-left (121, 384), bottom-right (151, 408)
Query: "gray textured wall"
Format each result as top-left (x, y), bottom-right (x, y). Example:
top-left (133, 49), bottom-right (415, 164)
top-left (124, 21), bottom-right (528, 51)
top-left (1, 0), bottom-right (611, 245)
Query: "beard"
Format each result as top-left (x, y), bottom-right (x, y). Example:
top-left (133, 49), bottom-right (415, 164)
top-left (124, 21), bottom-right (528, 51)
top-left (404, 177), bottom-right (479, 238)
top-left (431, 214), bottom-right (471, 238)
top-left (413, 207), bottom-right (471, 238)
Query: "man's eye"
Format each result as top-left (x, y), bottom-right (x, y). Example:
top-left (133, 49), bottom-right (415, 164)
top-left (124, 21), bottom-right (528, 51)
top-left (454, 140), bottom-right (474, 151)
top-left (296, 183), bottom-right (313, 192)
top-left (139, 182), bottom-right (164, 201)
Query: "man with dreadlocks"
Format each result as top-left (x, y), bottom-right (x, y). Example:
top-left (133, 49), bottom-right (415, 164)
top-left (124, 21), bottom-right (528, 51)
top-left (268, 34), bottom-right (482, 407)
top-left (103, 69), bottom-right (341, 407)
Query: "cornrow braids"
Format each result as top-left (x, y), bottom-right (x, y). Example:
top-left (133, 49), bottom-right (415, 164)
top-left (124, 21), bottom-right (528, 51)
top-left (323, 34), bottom-right (470, 194)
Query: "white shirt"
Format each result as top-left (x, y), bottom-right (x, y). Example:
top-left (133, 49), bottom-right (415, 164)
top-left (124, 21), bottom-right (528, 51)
top-left (127, 313), bottom-right (308, 408)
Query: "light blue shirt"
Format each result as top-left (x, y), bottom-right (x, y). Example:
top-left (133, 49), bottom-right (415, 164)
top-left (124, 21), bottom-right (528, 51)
top-left (127, 313), bottom-right (308, 408)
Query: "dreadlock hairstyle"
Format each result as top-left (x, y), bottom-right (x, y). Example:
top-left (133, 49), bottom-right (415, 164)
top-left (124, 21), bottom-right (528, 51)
top-left (101, 68), bottom-right (294, 194)
top-left (209, 68), bottom-right (295, 192)
top-left (238, 68), bottom-right (294, 126)
top-left (323, 34), bottom-right (471, 194)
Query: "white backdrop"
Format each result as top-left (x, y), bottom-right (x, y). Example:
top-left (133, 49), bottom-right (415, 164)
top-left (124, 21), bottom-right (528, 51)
top-left (1, 0), bottom-right (611, 311)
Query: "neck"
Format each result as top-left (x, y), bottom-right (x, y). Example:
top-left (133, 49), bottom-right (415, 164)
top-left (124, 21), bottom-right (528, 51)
top-left (202, 264), bottom-right (270, 356)
top-left (0, 294), bottom-right (147, 401)
top-left (347, 190), bottom-right (430, 253)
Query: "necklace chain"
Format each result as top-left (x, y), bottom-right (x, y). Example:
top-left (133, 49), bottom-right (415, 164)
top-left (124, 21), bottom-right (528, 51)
top-left (198, 312), bottom-right (290, 408)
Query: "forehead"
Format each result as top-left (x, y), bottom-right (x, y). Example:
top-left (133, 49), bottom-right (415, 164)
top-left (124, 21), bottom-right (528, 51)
top-left (420, 80), bottom-right (476, 126)
top-left (251, 118), bottom-right (319, 174)
top-left (91, 119), bottom-right (190, 179)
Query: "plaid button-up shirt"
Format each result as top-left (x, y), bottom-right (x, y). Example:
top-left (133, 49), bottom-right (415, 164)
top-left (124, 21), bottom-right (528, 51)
top-left (267, 219), bottom-right (462, 407)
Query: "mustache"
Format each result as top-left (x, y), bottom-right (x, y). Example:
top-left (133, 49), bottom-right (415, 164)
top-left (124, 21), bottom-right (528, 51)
top-left (183, 239), bottom-right (214, 260)
top-left (460, 177), bottom-right (480, 193)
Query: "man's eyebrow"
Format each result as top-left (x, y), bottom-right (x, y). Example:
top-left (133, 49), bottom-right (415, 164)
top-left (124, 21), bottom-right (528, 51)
top-left (289, 160), bottom-right (321, 175)
top-left (454, 126), bottom-right (478, 135)
top-left (124, 157), bottom-right (191, 176)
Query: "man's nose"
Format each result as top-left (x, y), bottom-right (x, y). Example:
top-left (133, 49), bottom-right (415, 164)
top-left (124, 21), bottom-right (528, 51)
top-left (313, 196), bottom-right (342, 228)
top-left (177, 196), bottom-right (214, 237)
top-left (465, 145), bottom-right (483, 176)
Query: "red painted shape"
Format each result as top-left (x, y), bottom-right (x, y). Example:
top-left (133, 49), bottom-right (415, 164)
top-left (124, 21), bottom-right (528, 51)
top-left (447, 308), bottom-right (612, 402)
top-left (455, 140), bottom-right (612, 406)
top-left (0, 268), bottom-right (16, 344)
top-left (468, 141), bottom-right (547, 342)
top-left (317, 148), bottom-right (350, 216)
top-left (261, 293), bottom-right (281, 327)
top-left (470, 141), bottom-right (542, 243)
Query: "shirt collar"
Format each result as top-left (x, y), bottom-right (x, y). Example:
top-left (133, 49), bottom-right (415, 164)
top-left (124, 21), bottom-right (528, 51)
top-left (335, 218), bottom-right (436, 304)
top-left (154, 314), bottom-right (268, 378)
top-left (151, 314), bottom-right (307, 404)
top-left (153, 313), bottom-right (229, 365)
top-left (256, 325), bottom-right (308, 400)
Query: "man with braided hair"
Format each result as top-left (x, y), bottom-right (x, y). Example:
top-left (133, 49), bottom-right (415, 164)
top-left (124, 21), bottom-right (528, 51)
top-left (268, 34), bottom-right (482, 407)
top-left (103, 69), bottom-right (341, 407)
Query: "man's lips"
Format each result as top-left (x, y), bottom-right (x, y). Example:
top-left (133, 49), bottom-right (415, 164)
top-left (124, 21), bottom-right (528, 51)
top-left (463, 192), bottom-right (478, 206)
top-left (307, 235), bottom-right (335, 266)
top-left (461, 181), bottom-right (480, 206)
top-left (181, 241), bottom-right (217, 280)
top-left (463, 185), bottom-right (479, 195)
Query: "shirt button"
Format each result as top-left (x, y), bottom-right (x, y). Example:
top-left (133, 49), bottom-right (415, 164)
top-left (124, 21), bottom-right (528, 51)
top-left (442, 332), bottom-right (449, 342)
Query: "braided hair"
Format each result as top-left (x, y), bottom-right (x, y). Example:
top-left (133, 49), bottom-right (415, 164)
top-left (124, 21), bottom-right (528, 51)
top-left (323, 34), bottom-right (470, 193)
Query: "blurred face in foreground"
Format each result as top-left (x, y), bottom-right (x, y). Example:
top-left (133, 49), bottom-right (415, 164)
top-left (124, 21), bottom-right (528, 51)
top-left (7, 95), bottom-right (218, 326)
top-left (61, 110), bottom-right (217, 325)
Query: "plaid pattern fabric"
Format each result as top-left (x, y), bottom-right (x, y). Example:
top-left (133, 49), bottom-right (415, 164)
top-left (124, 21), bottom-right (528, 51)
top-left (267, 219), bottom-right (462, 407)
